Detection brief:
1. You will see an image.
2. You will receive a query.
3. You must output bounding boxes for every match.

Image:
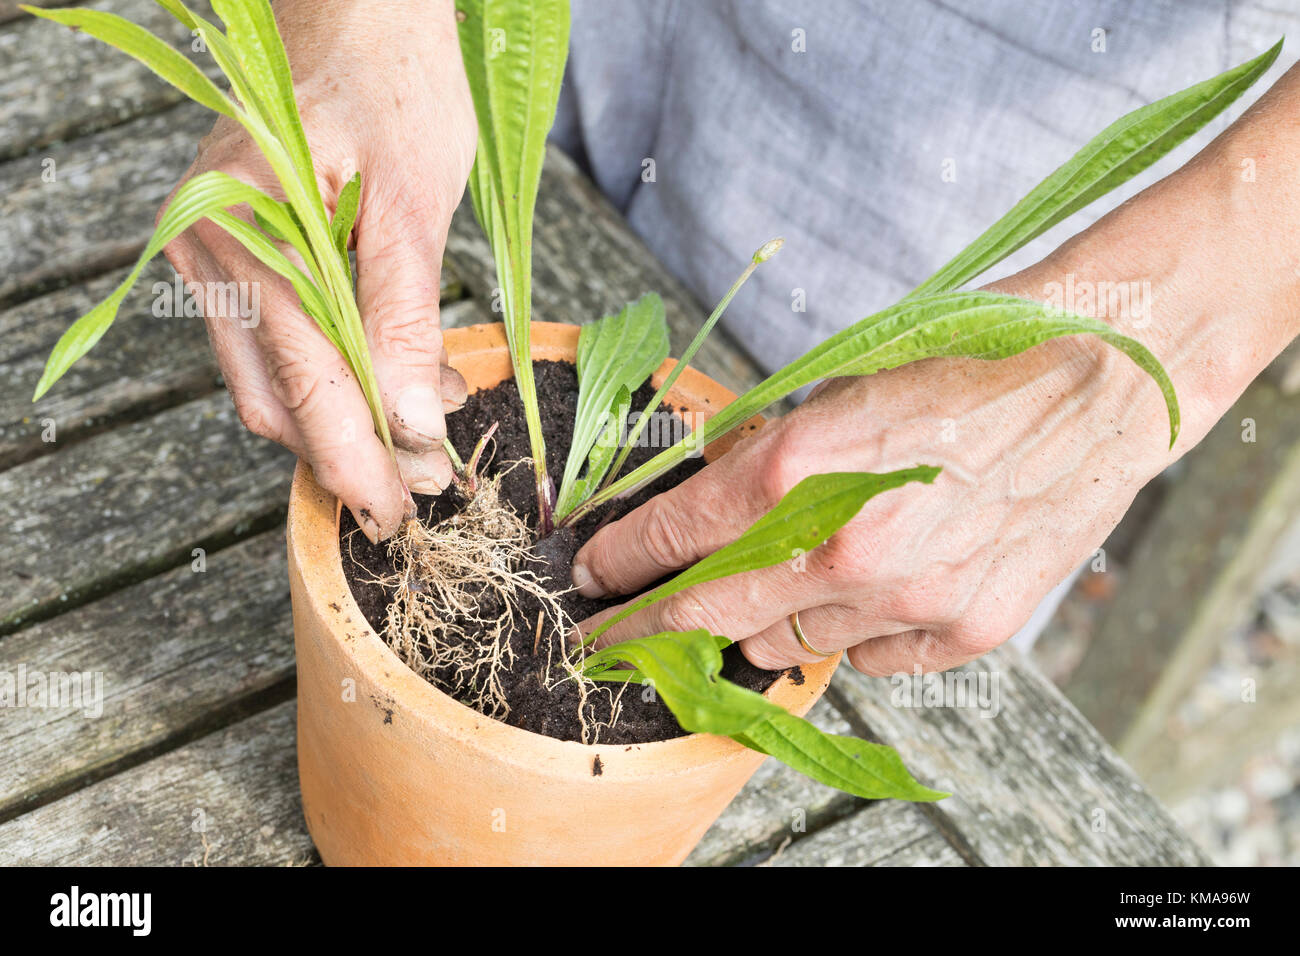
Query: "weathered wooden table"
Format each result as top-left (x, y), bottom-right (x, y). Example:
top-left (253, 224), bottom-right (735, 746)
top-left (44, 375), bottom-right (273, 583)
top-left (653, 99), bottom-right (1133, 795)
top-left (0, 0), bottom-right (1208, 866)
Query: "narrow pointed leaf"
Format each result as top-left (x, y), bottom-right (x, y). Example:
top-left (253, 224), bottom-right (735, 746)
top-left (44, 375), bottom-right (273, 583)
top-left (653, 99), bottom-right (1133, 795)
top-left (911, 40), bottom-right (1282, 296)
top-left (555, 293), bottom-right (670, 517)
top-left (458, 0), bottom-right (571, 515)
top-left (34, 171), bottom-right (294, 400)
top-left (588, 468), bottom-right (940, 644)
top-left (584, 629), bottom-right (944, 801)
top-left (736, 714), bottom-right (948, 801)
top-left (153, 0), bottom-right (202, 31)
top-left (562, 386), bottom-right (631, 512)
top-left (586, 291), bottom-right (1180, 516)
top-left (22, 5), bottom-right (236, 118)
top-left (330, 172), bottom-right (362, 259)
top-left (210, 0), bottom-right (322, 209)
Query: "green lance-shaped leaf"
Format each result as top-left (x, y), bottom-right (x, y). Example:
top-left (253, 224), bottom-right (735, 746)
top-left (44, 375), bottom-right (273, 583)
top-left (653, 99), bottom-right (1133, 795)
top-left (583, 630), bottom-right (766, 732)
top-left (32, 171), bottom-right (309, 400)
top-left (910, 39), bottom-right (1282, 297)
top-left (734, 712), bottom-right (948, 802)
top-left (209, 0), bottom-right (325, 214)
top-left (330, 172), bottom-right (362, 261)
top-left (554, 293), bottom-right (670, 519)
top-left (583, 630), bottom-right (945, 801)
top-left (562, 386), bottom-right (631, 512)
top-left (30, 0), bottom-right (392, 446)
top-left (22, 5), bottom-right (237, 119)
top-left (586, 467), bottom-right (940, 646)
top-left (458, 0), bottom-right (571, 525)
top-left (573, 291), bottom-right (1179, 522)
top-left (601, 239), bottom-right (783, 495)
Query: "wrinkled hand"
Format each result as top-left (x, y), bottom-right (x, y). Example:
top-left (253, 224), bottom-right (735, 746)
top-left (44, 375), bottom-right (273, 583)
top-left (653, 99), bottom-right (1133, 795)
top-left (572, 302), bottom-right (1171, 676)
top-left (570, 60), bottom-right (1300, 673)
top-left (159, 0), bottom-right (475, 542)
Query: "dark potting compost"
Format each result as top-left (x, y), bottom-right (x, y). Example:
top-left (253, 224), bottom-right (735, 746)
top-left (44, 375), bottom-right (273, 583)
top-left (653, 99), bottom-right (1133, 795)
top-left (341, 359), bottom-right (795, 745)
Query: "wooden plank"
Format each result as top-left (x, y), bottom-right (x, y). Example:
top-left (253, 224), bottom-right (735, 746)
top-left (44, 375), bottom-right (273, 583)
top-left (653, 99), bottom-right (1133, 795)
top-left (0, 0), bottom-right (219, 163)
top-left (0, 688), bottom-right (950, 867)
top-left (1064, 377), bottom-right (1300, 763)
top-left (686, 699), bottom-right (864, 866)
top-left (446, 145), bottom-right (767, 394)
top-left (1, 281), bottom-right (482, 472)
top-left (0, 259), bottom-right (215, 470)
top-left (828, 647), bottom-right (1210, 865)
top-left (763, 801), bottom-right (967, 867)
top-left (0, 103), bottom-right (212, 306)
top-left (0, 702), bottom-right (318, 866)
top-left (0, 530), bottom-right (293, 821)
top-left (0, 392), bottom-right (293, 631)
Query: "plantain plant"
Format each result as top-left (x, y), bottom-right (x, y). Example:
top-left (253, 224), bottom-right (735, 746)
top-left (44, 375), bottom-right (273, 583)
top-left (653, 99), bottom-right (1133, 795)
top-left (455, 0), bottom-right (1279, 799)
top-left (28, 0), bottom-right (1282, 801)
top-left (457, 0), bottom-right (569, 532)
top-left (27, 0), bottom-right (394, 459)
top-left (561, 37), bottom-right (1285, 520)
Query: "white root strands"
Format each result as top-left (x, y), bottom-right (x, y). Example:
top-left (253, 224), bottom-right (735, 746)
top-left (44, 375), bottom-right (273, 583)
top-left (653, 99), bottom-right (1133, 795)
top-left (351, 466), bottom-right (625, 742)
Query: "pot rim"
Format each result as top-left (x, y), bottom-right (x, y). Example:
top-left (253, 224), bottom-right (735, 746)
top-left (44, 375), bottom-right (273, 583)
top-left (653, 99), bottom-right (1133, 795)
top-left (287, 321), bottom-right (841, 777)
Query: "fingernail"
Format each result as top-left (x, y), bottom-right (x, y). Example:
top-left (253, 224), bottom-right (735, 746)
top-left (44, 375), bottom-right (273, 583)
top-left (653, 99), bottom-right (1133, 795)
top-left (407, 478), bottom-right (450, 495)
top-left (356, 508), bottom-right (381, 544)
top-left (440, 364), bottom-right (468, 412)
top-left (399, 449), bottom-right (455, 495)
top-left (395, 385), bottom-right (446, 443)
top-left (572, 563), bottom-right (605, 598)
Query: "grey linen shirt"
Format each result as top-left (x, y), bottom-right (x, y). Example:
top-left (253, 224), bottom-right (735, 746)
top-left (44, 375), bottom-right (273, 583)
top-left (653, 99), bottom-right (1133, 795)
top-left (550, 0), bottom-right (1299, 647)
top-left (552, 0), bottom-right (1297, 375)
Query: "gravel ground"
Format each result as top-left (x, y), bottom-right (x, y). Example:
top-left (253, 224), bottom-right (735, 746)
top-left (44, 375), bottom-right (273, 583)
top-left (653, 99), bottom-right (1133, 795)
top-left (1170, 724), bottom-right (1300, 866)
top-left (1033, 545), bottom-right (1300, 867)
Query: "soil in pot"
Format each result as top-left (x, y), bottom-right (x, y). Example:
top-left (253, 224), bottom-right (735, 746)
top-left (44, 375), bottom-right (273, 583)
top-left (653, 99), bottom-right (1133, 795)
top-left (340, 359), bottom-right (797, 745)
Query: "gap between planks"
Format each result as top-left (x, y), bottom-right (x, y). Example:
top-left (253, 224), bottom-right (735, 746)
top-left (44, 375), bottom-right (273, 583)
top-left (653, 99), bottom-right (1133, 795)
top-left (0, 296), bottom-right (485, 632)
top-left (0, 283), bottom-right (479, 474)
top-left (0, 529), bottom-right (296, 822)
top-left (827, 651), bottom-right (1211, 866)
top-left (0, 690), bottom-right (932, 866)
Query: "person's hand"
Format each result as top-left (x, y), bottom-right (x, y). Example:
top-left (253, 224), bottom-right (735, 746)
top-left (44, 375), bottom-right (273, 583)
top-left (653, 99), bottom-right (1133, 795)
top-left (571, 291), bottom-right (1173, 675)
top-left (159, 0), bottom-right (475, 542)
top-left (572, 59), bottom-right (1300, 676)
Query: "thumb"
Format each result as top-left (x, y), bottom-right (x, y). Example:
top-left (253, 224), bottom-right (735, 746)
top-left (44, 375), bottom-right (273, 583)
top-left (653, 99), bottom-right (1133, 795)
top-left (572, 477), bottom-right (737, 598)
top-left (572, 428), bottom-right (785, 597)
top-left (356, 192), bottom-right (461, 455)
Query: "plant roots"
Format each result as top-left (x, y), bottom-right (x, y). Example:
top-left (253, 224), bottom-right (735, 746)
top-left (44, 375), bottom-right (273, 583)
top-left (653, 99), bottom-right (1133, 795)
top-left (359, 464), bottom-right (624, 742)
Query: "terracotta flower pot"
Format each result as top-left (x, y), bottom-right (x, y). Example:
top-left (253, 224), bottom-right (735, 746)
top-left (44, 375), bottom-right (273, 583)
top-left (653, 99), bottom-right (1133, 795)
top-left (287, 321), bottom-right (841, 866)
